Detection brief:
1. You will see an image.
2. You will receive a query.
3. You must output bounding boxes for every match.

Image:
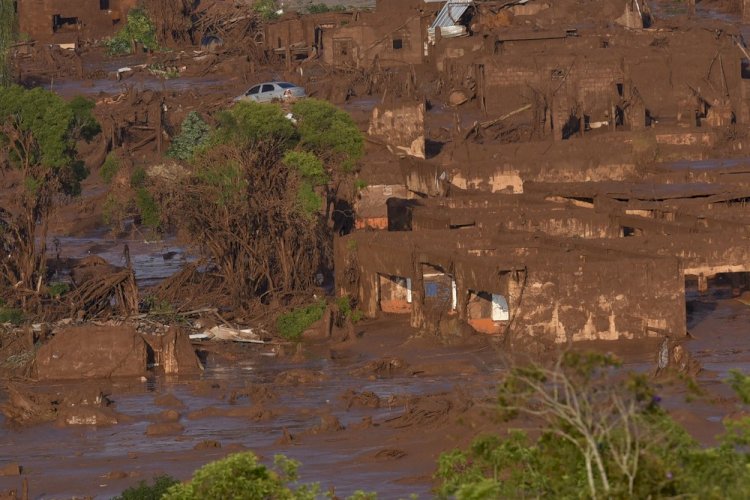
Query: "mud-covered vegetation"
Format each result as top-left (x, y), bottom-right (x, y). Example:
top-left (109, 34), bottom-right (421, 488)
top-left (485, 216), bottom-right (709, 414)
top-left (0, 86), bottom-right (97, 309)
top-left (143, 99), bottom-right (363, 312)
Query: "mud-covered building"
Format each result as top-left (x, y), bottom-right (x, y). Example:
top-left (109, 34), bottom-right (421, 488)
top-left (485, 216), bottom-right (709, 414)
top-left (17, 0), bottom-right (137, 44)
top-left (322, 0), bottom-right (437, 68)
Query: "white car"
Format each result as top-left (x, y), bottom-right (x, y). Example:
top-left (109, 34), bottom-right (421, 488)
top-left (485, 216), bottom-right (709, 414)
top-left (233, 81), bottom-right (307, 103)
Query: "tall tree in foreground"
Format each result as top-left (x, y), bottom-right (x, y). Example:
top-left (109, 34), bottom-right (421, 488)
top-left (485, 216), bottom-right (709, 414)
top-left (437, 352), bottom-right (750, 499)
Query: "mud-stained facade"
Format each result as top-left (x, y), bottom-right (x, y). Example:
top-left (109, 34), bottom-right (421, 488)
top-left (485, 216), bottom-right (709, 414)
top-left (336, 229), bottom-right (685, 347)
top-left (321, 0), bottom-right (434, 68)
top-left (17, 0), bottom-right (137, 44)
top-left (264, 11), bottom-right (353, 61)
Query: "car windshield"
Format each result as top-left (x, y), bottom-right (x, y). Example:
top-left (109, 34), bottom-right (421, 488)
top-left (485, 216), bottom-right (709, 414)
top-left (277, 82), bottom-right (296, 89)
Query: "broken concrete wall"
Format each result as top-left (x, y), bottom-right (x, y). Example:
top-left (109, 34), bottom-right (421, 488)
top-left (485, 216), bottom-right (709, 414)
top-left (368, 101), bottom-right (426, 159)
top-left (18, 0), bottom-right (138, 44)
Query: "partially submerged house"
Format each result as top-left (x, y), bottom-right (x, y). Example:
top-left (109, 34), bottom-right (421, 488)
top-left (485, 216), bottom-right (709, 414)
top-left (17, 0), bottom-right (137, 45)
top-left (338, 175), bottom-right (750, 345)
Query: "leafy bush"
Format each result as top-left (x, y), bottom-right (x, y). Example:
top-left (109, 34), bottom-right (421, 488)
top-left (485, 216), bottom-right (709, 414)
top-left (163, 452), bottom-right (318, 499)
top-left (100, 152), bottom-right (120, 184)
top-left (114, 475), bottom-right (179, 500)
top-left (276, 300), bottom-right (326, 340)
top-left (168, 112), bottom-right (211, 162)
top-left (105, 8), bottom-right (158, 55)
top-left (135, 188), bottom-right (160, 229)
top-left (214, 101), bottom-right (297, 148)
top-left (337, 294), bottom-right (363, 323)
top-left (292, 99), bottom-right (364, 173)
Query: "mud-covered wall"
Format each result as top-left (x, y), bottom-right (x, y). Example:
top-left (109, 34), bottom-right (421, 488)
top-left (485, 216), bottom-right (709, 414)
top-left (335, 231), bottom-right (687, 344)
top-left (510, 254), bottom-right (685, 344)
top-left (18, 0), bottom-right (137, 43)
top-left (323, 0), bottom-right (425, 68)
top-left (474, 30), bottom-right (742, 127)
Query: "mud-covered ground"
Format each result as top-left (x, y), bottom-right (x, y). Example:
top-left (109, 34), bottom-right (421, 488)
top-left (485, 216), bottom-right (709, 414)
top-left (5, 1), bottom-right (750, 497)
top-left (1, 286), bottom-right (748, 498)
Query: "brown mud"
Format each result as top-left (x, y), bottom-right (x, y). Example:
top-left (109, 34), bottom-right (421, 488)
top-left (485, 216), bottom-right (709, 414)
top-left (6, 0), bottom-right (750, 497)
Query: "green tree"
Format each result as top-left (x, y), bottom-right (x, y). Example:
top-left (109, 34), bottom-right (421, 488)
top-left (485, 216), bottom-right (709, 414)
top-left (0, 86), bottom-right (97, 299)
top-left (164, 452), bottom-right (318, 499)
top-left (168, 111), bottom-right (211, 161)
top-left (292, 98), bottom-right (363, 174)
top-left (437, 353), bottom-right (750, 499)
top-left (105, 8), bottom-right (158, 55)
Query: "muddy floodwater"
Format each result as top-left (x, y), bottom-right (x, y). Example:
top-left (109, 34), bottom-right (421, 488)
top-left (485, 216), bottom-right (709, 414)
top-left (1, 289), bottom-right (749, 498)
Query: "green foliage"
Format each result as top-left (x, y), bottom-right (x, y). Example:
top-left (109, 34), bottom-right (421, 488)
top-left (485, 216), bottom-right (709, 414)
top-left (292, 98), bottom-right (364, 173)
top-left (48, 282), bottom-right (69, 298)
top-left (100, 152), bottom-right (120, 184)
top-left (69, 96), bottom-right (101, 141)
top-left (130, 166), bottom-right (147, 188)
top-left (284, 151), bottom-right (328, 218)
top-left (283, 150), bottom-right (328, 184)
top-left (114, 475), bottom-right (179, 500)
top-left (135, 188), bottom-right (160, 229)
top-left (105, 8), bottom-right (158, 55)
top-left (296, 180), bottom-right (323, 216)
top-left (215, 101), bottom-right (297, 148)
top-left (337, 294), bottom-right (363, 323)
top-left (168, 112), bottom-right (211, 162)
top-left (728, 369), bottom-right (750, 405)
top-left (0, 85), bottom-right (94, 194)
top-left (0, 306), bottom-right (22, 325)
top-left (253, 0), bottom-right (281, 20)
top-left (276, 300), bottom-right (326, 340)
top-left (439, 354), bottom-right (750, 499)
top-left (163, 452), bottom-right (319, 499)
